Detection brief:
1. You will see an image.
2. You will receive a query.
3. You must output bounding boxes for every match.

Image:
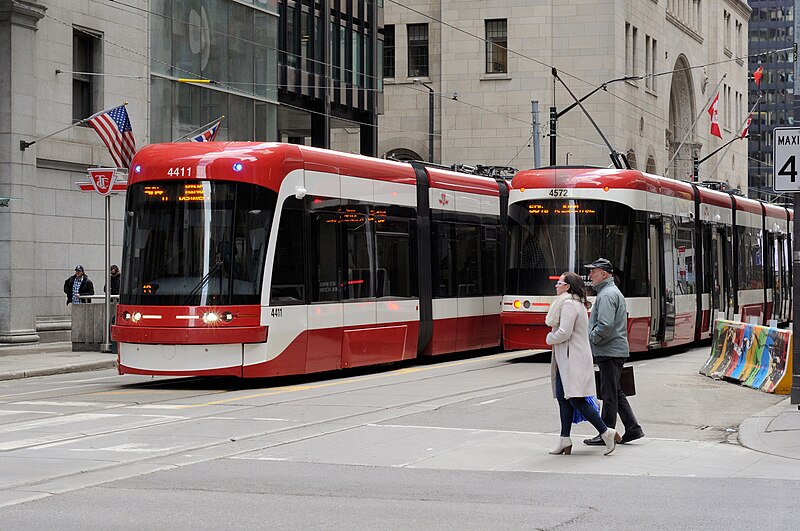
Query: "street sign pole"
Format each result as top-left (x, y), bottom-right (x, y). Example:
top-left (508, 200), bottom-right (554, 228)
top-left (794, 194), bottom-right (800, 405)
top-left (103, 194), bottom-right (111, 352)
top-left (77, 168), bottom-right (127, 354)
top-left (772, 127), bottom-right (800, 404)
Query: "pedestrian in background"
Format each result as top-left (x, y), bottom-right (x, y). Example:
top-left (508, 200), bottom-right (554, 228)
top-left (105, 264), bottom-right (121, 296)
top-left (582, 258), bottom-right (645, 447)
top-left (63, 265), bottom-right (94, 305)
top-left (546, 271), bottom-right (619, 456)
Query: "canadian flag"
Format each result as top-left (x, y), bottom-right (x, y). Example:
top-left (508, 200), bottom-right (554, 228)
top-left (708, 92), bottom-right (722, 138)
top-left (740, 114), bottom-right (752, 139)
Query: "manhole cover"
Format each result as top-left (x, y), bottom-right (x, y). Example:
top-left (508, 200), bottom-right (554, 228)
top-left (666, 383), bottom-right (721, 390)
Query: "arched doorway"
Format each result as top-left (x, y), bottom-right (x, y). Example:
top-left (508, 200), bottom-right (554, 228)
top-left (386, 148), bottom-right (422, 162)
top-left (667, 55), bottom-right (699, 181)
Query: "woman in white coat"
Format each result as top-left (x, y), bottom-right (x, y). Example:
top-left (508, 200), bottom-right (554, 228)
top-left (546, 272), bottom-right (620, 455)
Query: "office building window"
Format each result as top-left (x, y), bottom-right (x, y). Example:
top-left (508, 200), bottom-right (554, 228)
top-left (407, 23), bottom-right (429, 77)
top-left (383, 24), bottom-right (395, 78)
top-left (645, 35), bottom-right (657, 92)
top-left (485, 19), bottom-right (507, 73)
top-left (73, 28), bottom-right (101, 123)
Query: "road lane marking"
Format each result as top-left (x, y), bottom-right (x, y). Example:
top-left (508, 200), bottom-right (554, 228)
top-left (0, 410), bottom-right (60, 416)
top-left (69, 443), bottom-right (186, 453)
top-left (180, 351), bottom-right (527, 409)
top-left (0, 413), bottom-right (121, 433)
top-left (14, 401), bottom-right (122, 408)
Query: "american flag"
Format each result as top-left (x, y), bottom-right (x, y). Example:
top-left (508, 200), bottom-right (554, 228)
top-left (87, 105), bottom-right (137, 169)
top-left (190, 119), bottom-right (222, 142)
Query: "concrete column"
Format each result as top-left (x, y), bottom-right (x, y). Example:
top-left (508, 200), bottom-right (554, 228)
top-left (0, 0), bottom-right (46, 344)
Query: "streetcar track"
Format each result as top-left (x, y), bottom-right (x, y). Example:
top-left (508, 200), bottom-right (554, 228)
top-left (0, 356), bottom-right (547, 495)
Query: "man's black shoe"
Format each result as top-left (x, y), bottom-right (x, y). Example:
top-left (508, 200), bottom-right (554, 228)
top-left (620, 430), bottom-right (644, 444)
top-left (583, 435), bottom-right (604, 446)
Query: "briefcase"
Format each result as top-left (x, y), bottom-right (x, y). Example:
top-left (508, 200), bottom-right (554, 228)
top-left (594, 365), bottom-right (636, 397)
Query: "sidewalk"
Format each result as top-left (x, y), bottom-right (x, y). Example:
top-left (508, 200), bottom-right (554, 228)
top-left (0, 341), bottom-right (798, 461)
top-left (0, 342), bottom-right (116, 381)
top-left (738, 397), bottom-right (800, 460)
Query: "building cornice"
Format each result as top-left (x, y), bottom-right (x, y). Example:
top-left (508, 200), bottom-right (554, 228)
top-left (723, 0), bottom-right (752, 20)
top-left (0, 0), bottom-right (46, 30)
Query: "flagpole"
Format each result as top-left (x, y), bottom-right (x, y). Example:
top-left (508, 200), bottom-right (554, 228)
top-left (20, 102), bottom-right (129, 151)
top-left (173, 115), bottom-right (225, 142)
top-left (665, 74), bottom-right (727, 178)
top-left (707, 94), bottom-right (763, 179)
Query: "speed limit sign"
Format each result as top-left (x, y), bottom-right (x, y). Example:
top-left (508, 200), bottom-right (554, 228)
top-left (773, 127), bottom-right (800, 191)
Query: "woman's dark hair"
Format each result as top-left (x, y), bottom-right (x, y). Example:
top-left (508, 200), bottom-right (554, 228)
top-left (561, 271), bottom-right (590, 309)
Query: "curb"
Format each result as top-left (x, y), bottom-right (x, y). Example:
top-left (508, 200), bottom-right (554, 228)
top-left (737, 397), bottom-right (800, 461)
top-left (0, 360), bottom-right (117, 381)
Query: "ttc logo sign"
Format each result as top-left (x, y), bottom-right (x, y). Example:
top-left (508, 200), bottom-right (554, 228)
top-left (76, 167), bottom-right (127, 196)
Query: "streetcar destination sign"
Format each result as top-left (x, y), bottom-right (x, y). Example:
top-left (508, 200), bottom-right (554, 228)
top-left (773, 127), bottom-right (800, 191)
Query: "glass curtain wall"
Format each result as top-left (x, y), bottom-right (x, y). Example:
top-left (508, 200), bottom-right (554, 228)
top-left (150, 0), bottom-right (279, 143)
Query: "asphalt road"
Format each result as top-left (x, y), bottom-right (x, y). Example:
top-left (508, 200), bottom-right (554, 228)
top-left (0, 345), bottom-right (796, 529)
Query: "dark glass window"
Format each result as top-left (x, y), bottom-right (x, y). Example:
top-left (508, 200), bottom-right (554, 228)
top-left (408, 23), bottom-right (429, 77)
top-left (310, 209), bottom-right (342, 302)
top-left (73, 29), bottom-right (100, 122)
top-left (505, 200), bottom-right (646, 297)
top-left (485, 19), bottom-right (507, 73)
top-left (432, 220), bottom-right (455, 297)
top-left (383, 24), bottom-right (395, 78)
top-left (270, 199), bottom-right (306, 304)
top-left (121, 182), bottom-right (277, 306)
top-left (343, 205), bottom-right (373, 299)
top-left (481, 221), bottom-right (503, 295)
top-left (737, 227), bottom-right (764, 289)
top-left (456, 225), bottom-right (481, 296)
top-left (376, 215), bottom-right (414, 298)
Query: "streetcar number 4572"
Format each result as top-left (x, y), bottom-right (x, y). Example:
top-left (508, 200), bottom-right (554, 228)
top-left (548, 189), bottom-right (568, 197)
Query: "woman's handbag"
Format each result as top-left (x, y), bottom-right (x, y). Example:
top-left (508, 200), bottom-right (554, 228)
top-left (594, 365), bottom-right (636, 396)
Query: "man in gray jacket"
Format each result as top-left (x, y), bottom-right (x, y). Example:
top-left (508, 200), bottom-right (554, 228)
top-left (582, 258), bottom-right (644, 446)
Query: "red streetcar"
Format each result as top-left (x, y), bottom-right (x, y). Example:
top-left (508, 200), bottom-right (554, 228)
top-left (113, 143), bottom-right (509, 377)
top-left (501, 167), bottom-right (792, 353)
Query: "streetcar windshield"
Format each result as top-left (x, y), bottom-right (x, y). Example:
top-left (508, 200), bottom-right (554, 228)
top-left (121, 181), bottom-right (277, 306)
top-left (506, 199), bottom-right (642, 296)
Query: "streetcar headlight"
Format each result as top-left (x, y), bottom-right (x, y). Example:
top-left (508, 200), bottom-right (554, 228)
top-left (513, 300), bottom-right (521, 309)
top-left (131, 312), bottom-right (142, 323)
top-left (202, 311), bottom-right (220, 324)
top-left (523, 300), bottom-right (531, 309)
top-left (122, 311), bottom-right (131, 321)
top-left (221, 311), bottom-right (234, 323)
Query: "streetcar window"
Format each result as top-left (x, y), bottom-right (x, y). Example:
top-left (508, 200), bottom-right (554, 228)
top-left (737, 227), bottom-right (764, 290)
top-left (432, 220), bottom-right (456, 297)
top-left (343, 205), bottom-right (374, 300)
top-left (121, 181), bottom-right (276, 306)
top-left (376, 216), bottom-right (415, 298)
top-left (676, 215), bottom-right (696, 295)
top-left (310, 210), bottom-right (341, 302)
top-left (481, 219), bottom-right (503, 296)
top-left (270, 199), bottom-right (305, 304)
top-left (431, 213), bottom-right (494, 299)
top-left (505, 199), bottom-right (646, 297)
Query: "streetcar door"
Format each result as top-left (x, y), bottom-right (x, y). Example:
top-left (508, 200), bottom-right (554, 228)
top-left (710, 228), bottom-right (729, 320)
top-left (648, 219), bottom-right (665, 346)
top-left (661, 216), bottom-right (676, 343)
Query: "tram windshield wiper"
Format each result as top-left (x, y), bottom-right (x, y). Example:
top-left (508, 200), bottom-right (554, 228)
top-left (180, 260), bottom-right (224, 306)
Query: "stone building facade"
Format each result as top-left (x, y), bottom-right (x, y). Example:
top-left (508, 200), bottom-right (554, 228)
top-left (377, 0), bottom-right (751, 191)
top-left (0, 0), bottom-right (281, 344)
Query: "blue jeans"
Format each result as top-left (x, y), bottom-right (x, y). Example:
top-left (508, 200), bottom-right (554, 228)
top-left (555, 370), bottom-right (607, 437)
